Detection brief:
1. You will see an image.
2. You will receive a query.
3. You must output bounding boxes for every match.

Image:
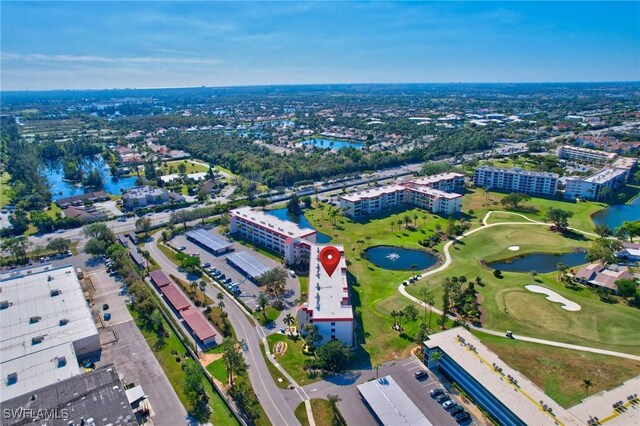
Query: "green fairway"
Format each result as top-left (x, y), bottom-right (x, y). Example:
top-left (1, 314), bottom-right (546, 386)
top-left (407, 224), bottom-right (640, 355)
top-left (163, 159), bottom-right (210, 174)
top-left (461, 186), bottom-right (610, 232)
top-left (474, 331), bottom-right (640, 408)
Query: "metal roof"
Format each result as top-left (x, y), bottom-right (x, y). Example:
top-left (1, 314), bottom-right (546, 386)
top-left (357, 375), bottom-right (431, 426)
top-left (226, 251), bottom-right (272, 280)
top-left (186, 229), bottom-right (233, 253)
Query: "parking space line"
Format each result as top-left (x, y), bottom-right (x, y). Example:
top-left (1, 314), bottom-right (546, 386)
top-left (406, 365), bottom-right (420, 371)
top-left (402, 360), bottom-right (417, 366)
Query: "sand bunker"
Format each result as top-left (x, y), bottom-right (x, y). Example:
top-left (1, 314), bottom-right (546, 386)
top-left (508, 245), bottom-right (520, 251)
top-left (525, 285), bottom-right (581, 311)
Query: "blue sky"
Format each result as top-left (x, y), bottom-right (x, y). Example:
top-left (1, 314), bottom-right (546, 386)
top-left (1, 1), bottom-right (639, 90)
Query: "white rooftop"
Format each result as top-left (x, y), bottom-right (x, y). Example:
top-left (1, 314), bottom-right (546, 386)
top-left (357, 375), bottom-right (431, 426)
top-left (425, 328), bottom-right (582, 426)
top-left (568, 376), bottom-right (640, 426)
top-left (583, 167), bottom-right (627, 184)
top-left (409, 172), bottom-right (465, 186)
top-left (0, 265), bottom-right (96, 401)
top-left (407, 186), bottom-right (462, 200)
top-left (230, 206), bottom-right (316, 239)
top-left (560, 145), bottom-right (617, 160)
top-left (307, 245), bottom-right (353, 321)
top-left (339, 185), bottom-right (405, 203)
top-left (611, 156), bottom-right (638, 170)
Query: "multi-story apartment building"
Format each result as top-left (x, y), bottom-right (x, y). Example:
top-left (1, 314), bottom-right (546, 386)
top-left (229, 206), bottom-right (317, 264)
top-left (339, 172), bottom-right (465, 218)
top-left (556, 145), bottom-right (617, 164)
top-left (297, 245), bottom-right (354, 347)
top-left (472, 166), bottom-right (559, 197)
top-left (564, 167), bottom-right (629, 201)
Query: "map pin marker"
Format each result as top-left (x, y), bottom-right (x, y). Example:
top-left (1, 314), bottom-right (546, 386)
top-left (319, 246), bottom-right (341, 277)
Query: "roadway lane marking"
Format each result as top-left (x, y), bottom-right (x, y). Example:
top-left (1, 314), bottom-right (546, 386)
top-left (297, 387), bottom-right (310, 400)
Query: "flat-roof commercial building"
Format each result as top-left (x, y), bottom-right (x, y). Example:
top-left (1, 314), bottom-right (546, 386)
top-left (564, 167), bottom-right (628, 201)
top-left (185, 229), bottom-right (233, 255)
top-left (339, 172), bottom-right (464, 218)
top-left (357, 375), bottom-right (431, 426)
top-left (0, 265), bottom-right (100, 401)
top-left (297, 245), bottom-right (354, 347)
top-left (2, 364), bottom-right (137, 426)
top-left (225, 251), bottom-right (272, 281)
top-left (423, 328), bottom-right (580, 426)
top-left (556, 145), bottom-right (617, 164)
top-left (473, 166), bottom-right (559, 197)
top-left (229, 207), bottom-right (317, 264)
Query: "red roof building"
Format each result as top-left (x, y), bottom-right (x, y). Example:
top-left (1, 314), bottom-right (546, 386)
top-left (149, 270), bottom-right (172, 288)
top-left (160, 284), bottom-right (191, 312)
top-left (181, 308), bottom-right (217, 346)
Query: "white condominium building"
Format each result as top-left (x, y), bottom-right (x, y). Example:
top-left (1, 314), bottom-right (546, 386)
top-left (564, 167), bottom-right (629, 201)
top-left (229, 206), bottom-right (317, 264)
top-left (556, 145), bottom-right (617, 164)
top-left (297, 245), bottom-right (354, 347)
top-left (339, 172), bottom-right (465, 218)
top-left (473, 166), bottom-right (559, 197)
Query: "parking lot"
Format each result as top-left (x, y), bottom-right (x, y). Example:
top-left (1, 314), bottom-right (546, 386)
top-left (89, 268), bottom-right (188, 425)
top-left (169, 226), bottom-right (301, 312)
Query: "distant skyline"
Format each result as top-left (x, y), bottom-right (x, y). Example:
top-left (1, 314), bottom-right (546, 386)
top-left (1, 1), bottom-right (639, 91)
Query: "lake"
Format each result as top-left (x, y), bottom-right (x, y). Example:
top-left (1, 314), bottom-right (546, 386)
top-left (300, 138), bottom-right (364, 150)
top-left (488, 251), bottom-right (587, 274)
top-left (591, 197), bottom-right (640, 229)
top-left (266, 208), bottom-right (331, 243)
top-left (364, 246), bottom-right (438, 271)
top-left (44, 156), bottom-right (137, 200)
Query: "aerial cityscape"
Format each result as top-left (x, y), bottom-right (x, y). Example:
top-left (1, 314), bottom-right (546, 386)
top-left (1, 2), bottom-right (639, 426)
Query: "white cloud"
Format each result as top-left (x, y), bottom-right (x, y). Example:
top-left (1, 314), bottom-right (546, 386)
top-left (1, 52), bottom-right (223, 65)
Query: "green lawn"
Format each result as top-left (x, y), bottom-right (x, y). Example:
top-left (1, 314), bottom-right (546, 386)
top-left (163, 159), bottom-right (210, 174)
top-left (206, 358), bottom-right (228, 383)
top-left (266, 333), bottom-right (320, 387)
top-left (407, 224), bottom-right (640, 355)
top-left (129, 309), bottom-right (238, 426)
top-left (474, 331), bottom-right (640, 408)
top-left (259, 341), bottom-right (292, 389)
top-left (294, 402), bottom-right (310, 426)
top-left (254, 305), bottom-right (281, 325)
top-left (304, 203), bottom-right (449, 364)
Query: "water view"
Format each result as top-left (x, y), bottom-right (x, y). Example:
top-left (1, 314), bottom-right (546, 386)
top-left (591, 197), bottom-right (640, 230)
top-left (44, 156), bottom-right (137, 200)
top-left (267, 208), bottom-right (331, 243)
top-left (488, 251), bottom-right (587, 274)
top-left (364, 246), bottom-right (438, 271)
top-left (300, 138), bottom-right (364, 150)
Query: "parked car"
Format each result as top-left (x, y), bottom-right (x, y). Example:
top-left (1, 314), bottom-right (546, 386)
top-left (442, 400), bottom-right (456, 411)
top-left (118, 217), bottom-right (127, 222)
top-left (414, 370), bottom-right (428, 380)
top-left (178, 246), bottom-right (187, 251)
top-left (449, 405), bottom-right (465, 416)
top-left (202, 262), bottom-right (211, 268)
top-left (102, 304), bottom-right (109, 310)
top-left (430, 388), bottom-right (445, 398)
top-left (454, 412), bottom-right (470, 423)
top-left (435, 394), bottom-right (450, 404)
top-left (103, 312), bottom-right (111, 321)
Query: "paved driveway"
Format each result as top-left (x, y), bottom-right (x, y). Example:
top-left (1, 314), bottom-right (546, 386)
top-left (89, 269), bottom-right (189, 425)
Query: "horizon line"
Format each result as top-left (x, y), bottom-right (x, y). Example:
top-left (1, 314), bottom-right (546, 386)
top-left (3, 80), bottom-right (640, 94)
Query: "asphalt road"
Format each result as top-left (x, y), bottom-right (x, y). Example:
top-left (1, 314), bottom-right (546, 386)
top-left (146, 236), bottom-right (302, 426)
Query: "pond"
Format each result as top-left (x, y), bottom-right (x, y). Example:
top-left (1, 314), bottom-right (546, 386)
top-left (300, 138), bottom-right (364, 150)
top-left (364, 246), bottom-right (438, 271)
top-left (44, 156), bottom-right (137, 201)
top-left (266, 208), bottom-right (331, 243)
top-left (488, 251), bottom-right (587, 274)
top-left (591, 197), bottom-right (640, 230)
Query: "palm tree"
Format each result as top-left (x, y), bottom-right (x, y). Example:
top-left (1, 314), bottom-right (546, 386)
top-left (581, 378), bottom-right (593, 396)
top-left (422, 215), bottom-right (427, 227)
top-left (403, 215), bottom-right (411, 227)
top-left (283, 313), bottom-right (295, 337)
top-left (556, 262), bottom-right (567, 281)
top-left (256, 293), bottom-right (269, 320)
top-left (410, 264), bottom-right (418, 275)
top-left (390, 310), bottom-right (399, 328)
top-left (414, 214), bottom-right (418, 225)
top-left (365, 236), bottom-right (372, 246)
